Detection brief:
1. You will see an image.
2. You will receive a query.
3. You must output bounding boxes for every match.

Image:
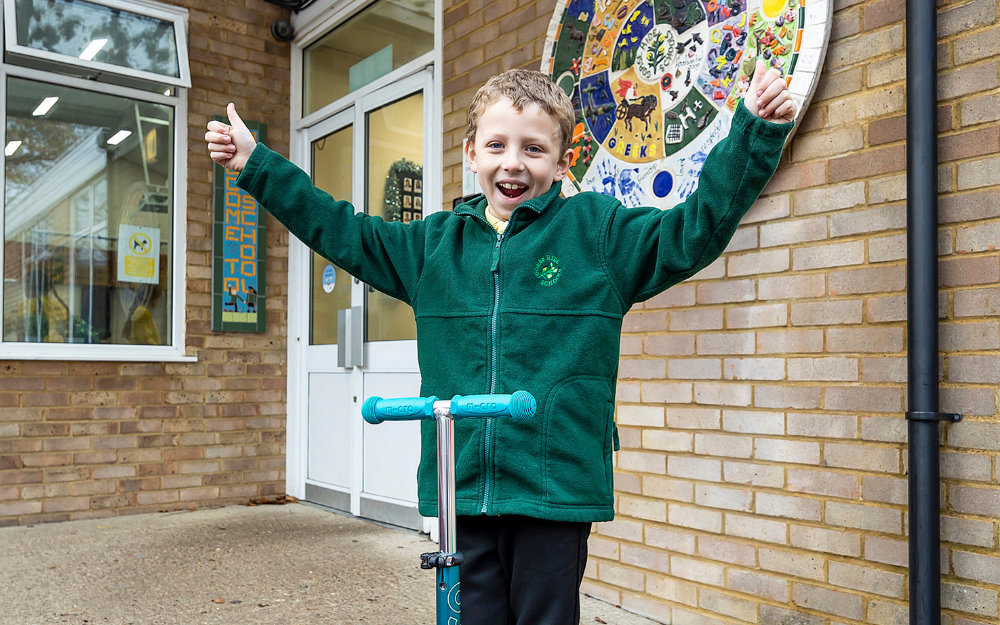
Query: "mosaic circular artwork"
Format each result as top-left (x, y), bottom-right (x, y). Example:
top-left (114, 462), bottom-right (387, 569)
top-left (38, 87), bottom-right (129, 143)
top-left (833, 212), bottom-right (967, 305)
top-left (542, 0), bottom-right (832, 208)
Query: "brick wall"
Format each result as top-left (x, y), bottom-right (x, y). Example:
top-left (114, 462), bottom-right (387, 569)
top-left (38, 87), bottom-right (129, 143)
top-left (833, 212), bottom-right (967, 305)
top-left (444, 0), bottom-right (1000, 621)
top-left (0, 0), bottom-right (293, 526)
top-left (442, 0), bottom-right (561, 205)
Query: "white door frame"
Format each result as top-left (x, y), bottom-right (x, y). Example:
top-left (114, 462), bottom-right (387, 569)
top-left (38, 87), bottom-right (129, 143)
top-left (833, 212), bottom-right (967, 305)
top-left (283, 0), bottom-right (443, 524)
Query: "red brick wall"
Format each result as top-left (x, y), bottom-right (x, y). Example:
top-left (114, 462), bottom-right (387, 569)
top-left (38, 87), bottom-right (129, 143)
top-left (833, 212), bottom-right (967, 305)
top-left (443, 0), bottom-right (1000, 620)
top-left (0, 0), bottom-right (293, 526)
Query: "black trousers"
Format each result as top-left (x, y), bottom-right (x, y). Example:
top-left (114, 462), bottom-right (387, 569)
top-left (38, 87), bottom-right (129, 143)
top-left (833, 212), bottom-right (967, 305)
top-left (456, 515), bottom-right (591, 625)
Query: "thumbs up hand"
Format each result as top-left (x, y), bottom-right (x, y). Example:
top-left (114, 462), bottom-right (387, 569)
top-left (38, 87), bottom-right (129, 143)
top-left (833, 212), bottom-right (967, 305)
top-left (743, 59), bottom-right (796, 124)
top-left (205, 103), bottom-right (257, 171)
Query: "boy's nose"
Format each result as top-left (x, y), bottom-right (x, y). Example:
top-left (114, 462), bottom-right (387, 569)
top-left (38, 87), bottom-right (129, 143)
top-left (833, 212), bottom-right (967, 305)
top-left (502, 152), bottom-right (525, 172)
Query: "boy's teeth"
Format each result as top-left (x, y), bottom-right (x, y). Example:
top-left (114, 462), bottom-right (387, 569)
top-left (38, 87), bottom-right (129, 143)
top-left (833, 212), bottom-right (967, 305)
top-left (497, 182), bottom-right (527, 199)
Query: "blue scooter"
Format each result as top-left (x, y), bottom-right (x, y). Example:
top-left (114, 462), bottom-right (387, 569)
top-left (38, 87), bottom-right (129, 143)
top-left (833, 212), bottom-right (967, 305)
top-left (362, 391), bottom-right (537, 625)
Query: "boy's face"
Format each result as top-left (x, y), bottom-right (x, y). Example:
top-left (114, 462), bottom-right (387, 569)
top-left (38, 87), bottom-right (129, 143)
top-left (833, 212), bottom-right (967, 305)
top-left (465, 98), bottom-right (573, 219)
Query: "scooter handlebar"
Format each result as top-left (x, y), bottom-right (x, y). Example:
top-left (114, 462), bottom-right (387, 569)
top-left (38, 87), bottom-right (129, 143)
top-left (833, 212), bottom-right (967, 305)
top-left (362, 391), bottom-right (536, 423)
top-left (451, 391), bottom-right (536, 421)
top-left (362, 396), bottom-right (436, 424)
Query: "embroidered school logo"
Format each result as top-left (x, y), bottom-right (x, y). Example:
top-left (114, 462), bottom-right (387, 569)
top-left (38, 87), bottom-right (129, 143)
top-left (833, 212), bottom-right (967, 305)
top-left (534, 255), bottom-right (562, 286)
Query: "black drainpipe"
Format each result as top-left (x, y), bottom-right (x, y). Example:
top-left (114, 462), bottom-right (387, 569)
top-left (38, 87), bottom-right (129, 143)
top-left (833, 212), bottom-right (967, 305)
top-left (904, 0), bottom-right (962, 618)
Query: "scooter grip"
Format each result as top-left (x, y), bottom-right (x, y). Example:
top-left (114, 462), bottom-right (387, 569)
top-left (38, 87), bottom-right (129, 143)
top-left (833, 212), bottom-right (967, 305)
top-left (450, 391), bottom-right (536, 421)
top-left (362, 396), bottom-right (437, 424)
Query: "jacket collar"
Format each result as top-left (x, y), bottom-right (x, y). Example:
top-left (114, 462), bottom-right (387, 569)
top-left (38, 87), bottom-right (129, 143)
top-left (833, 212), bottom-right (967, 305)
top-left (454, 181), bottom-right (563, 219)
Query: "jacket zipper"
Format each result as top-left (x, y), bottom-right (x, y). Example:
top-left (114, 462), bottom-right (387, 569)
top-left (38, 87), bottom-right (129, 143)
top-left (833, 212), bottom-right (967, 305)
top-left (483, 229), bottom-right (504, 514)
top-left (465, 206), bottom-right (528, 515)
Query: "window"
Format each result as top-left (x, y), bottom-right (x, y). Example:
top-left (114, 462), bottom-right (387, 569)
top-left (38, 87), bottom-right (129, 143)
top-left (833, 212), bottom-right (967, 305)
top-left (4, 0), bottom-right (191, 90)
top-left (0, 0), bottom-right (189, 361)
top-left (303, 0), bottom-right (434, 116)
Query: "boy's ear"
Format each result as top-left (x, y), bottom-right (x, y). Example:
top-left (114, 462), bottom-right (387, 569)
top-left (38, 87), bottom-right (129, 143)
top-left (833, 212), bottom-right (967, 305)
top-left (464, 139), bottom-right (478, 173)
top-left (553, 148), bottom-right (574, 182)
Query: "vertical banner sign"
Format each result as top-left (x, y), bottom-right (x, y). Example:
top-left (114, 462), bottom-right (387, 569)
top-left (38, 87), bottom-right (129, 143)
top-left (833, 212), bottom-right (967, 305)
top-left (212, 119), bottom-right (267, 332)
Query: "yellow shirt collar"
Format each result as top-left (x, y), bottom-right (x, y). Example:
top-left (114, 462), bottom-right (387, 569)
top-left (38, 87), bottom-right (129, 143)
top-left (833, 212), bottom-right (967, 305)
top-left (485, 205), bottom-right (508, 234)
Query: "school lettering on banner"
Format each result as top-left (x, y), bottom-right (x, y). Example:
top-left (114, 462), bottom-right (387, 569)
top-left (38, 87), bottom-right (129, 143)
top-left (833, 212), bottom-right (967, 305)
top-left (211, 119), bottom-right (267, 332)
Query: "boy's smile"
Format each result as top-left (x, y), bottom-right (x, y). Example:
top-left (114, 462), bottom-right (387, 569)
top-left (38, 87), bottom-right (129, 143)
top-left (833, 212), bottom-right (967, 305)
top-left (465, 98), bottom-right (573, 220)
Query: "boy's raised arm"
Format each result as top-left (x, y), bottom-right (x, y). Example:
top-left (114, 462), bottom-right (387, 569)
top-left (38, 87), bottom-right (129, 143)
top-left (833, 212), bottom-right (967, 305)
top-left (602, 62), bottom-right (795, 306)
top-left (204, 105), bottom-right (425, 305)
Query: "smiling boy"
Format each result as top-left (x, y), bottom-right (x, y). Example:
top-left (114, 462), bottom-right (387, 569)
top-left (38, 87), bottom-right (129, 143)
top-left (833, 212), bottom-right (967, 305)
top-left (206, 62), bottom-right (794, 625)
top-left (465, 79), bottom-right (574, 220)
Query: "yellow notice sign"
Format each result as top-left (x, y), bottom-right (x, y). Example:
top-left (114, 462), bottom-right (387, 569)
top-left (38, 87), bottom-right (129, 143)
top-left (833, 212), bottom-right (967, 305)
top-left (118, 224), bottom-right (160, 285)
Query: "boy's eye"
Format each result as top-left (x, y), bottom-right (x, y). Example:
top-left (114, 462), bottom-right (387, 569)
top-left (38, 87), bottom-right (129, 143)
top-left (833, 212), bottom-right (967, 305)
top-left (487, 141), bottom-right (503, 149)
top-left (526, 146), bottom-right (542, 153)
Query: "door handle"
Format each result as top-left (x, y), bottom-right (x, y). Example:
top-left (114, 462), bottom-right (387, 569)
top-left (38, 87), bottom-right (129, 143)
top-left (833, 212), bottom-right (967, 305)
top-left (351, 305), bottom-right (364, 367)
top-left (337, 306), bottom-right (365, 368)
top-left (337, 308), bottom-right (348, 367)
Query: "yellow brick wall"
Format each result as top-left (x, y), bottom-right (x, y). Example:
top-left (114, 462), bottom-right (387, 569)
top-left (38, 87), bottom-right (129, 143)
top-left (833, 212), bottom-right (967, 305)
top-left (0, 0), bottom-right (293, 525)
top-left (444, 0), bottom-right (1000, 621)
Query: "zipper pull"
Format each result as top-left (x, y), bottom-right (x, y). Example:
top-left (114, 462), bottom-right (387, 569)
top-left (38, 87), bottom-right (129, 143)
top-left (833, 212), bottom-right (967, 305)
top-left (491, 233), bottom-right (502, 272)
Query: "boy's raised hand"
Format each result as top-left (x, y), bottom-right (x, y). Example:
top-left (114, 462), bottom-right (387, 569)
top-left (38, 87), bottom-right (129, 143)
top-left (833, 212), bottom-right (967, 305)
top-left (205, 103), bottom-right (257, 172)
top-left (743, 59), bottom-right (797, 124)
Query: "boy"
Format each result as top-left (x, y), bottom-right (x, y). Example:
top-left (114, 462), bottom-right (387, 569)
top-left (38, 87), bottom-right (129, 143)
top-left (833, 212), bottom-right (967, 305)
top-left (206, 62), bottom-right (795, 624)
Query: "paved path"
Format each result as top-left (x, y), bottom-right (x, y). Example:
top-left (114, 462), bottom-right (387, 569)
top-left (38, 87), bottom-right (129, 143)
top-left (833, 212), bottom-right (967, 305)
top-left (0, 503), bottom-right (662, 625)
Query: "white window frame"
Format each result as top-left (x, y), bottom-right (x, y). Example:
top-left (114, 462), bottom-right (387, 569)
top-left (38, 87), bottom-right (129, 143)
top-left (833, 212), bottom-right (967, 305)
top-left (0, 63), bottom-right (192, 362)
top-left (3, 0), bottom-right (192, 90)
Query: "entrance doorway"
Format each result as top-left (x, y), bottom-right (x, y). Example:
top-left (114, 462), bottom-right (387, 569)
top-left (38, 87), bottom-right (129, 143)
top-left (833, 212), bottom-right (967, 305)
top-left (290, 69), bottom-right (434, 531)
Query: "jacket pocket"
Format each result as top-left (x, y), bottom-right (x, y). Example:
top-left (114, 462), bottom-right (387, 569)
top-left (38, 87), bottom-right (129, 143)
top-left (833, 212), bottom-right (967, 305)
top-left (544, 376), bottom-right (612, 506)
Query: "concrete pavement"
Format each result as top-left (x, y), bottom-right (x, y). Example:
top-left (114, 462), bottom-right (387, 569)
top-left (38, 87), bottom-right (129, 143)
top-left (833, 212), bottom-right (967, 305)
top-left (0, 503), bottom-right (662, 625)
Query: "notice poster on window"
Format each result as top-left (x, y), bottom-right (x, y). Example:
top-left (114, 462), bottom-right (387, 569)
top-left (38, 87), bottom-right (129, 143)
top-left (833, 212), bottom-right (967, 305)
top-left (117, 224), bottom-right (160, 285)
top-left (211, 119), bottom-right (267, 333)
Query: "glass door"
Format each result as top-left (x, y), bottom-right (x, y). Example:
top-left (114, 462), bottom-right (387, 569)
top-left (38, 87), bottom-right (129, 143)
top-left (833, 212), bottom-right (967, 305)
top-left (299, 69), bottom-right (432, 531)
top-left (364, 90), bottom-right (421, 344)
top-left (303, 109), bottom-right (355, 513)
top-left (357, 72), bottom-right (428, 530)
top-left (309, 125), bottom-right (353, 348)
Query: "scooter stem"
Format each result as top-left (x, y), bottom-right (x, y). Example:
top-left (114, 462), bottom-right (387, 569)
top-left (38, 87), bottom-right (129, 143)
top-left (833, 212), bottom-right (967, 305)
top-left (434, 400), bottom-right (457, 555)
top-left (434, 400), bottom-right (461, 624)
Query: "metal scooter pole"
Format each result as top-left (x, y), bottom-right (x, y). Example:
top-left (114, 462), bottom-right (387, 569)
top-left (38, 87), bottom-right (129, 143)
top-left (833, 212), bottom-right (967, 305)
top-left (433, 400), bottom-right (461, 624)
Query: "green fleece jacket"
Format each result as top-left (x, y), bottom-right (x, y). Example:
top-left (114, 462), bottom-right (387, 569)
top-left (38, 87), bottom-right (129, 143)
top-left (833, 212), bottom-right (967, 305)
top-left (238, 104), bottom-right (792, 522)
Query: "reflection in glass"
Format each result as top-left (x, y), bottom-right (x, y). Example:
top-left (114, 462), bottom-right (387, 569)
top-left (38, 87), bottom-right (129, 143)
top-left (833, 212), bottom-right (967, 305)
top-left (310, 126), bottom-right (353, 346)
top-left (366, 93), bottom-right (422, 342)
top-left (303, 0), bottom-right (434, 116)
top-left (13, 0), bottom-right (180, 78)
top-left (2, 77), bottom-right (174, 345)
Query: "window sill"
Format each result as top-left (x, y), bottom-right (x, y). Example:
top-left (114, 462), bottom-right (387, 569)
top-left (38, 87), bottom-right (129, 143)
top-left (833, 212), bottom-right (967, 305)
top-left (0, 344), bottom-right (198, 362)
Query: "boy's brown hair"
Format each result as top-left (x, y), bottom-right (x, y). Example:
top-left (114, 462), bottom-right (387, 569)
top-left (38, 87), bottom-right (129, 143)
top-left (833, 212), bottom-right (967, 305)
top-left (466, 69), bottom-right (576, 156)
